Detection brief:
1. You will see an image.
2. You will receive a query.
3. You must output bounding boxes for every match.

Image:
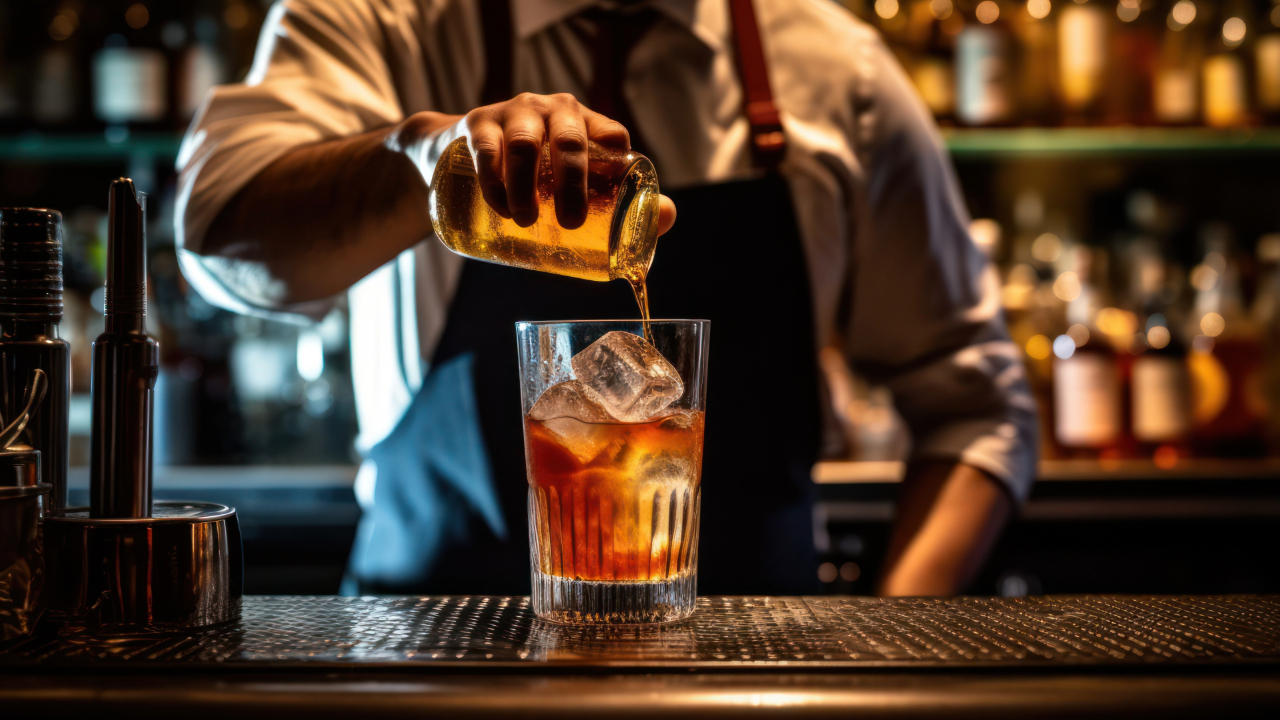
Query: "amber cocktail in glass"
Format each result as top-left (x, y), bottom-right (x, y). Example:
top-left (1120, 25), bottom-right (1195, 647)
top-left (516, 320), bottom-right (709, 624)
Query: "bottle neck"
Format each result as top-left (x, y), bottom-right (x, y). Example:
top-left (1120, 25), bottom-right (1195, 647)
top-left (0, 318), bottom-right (59, 340)
top-left (106, 312), bottom-right (146, 335)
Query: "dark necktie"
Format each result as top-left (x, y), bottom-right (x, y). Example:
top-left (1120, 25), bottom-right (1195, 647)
top-left (584, 6), bottom-right (661, 159)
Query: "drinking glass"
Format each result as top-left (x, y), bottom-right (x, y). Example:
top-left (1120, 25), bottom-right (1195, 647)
top-left (516, 320), bottom-right (709, 624)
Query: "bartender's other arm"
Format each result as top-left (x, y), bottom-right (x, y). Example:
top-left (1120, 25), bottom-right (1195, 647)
top-left (840, 32), bottom-right (1037, 597)
top-left (198, 96), bottom-right (676, 305)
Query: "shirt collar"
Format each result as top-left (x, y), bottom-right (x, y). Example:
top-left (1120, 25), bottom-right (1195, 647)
top-left (512, 0), bottom-right (709, 47)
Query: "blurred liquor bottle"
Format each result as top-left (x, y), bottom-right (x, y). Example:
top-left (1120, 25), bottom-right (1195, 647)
top-left (1154, 0), bottom-right (1205, 124)
top-left (31, 1), bottom-right (89, 129)
top-left (1125, 240), bottom-right (1192, 463)
top-left (0, 3), bottom-right (18, 131)
top-left (176, 15), bottom-right (227, 122)
top-left (956, 0), bottom-right (1017, 125)
top-left (1057, 0), bottom-right (1109, 124)
top-left (1257, 1), bottom-right (1280, 123)
top-left (1251, 234), bottom-right (1280, 452)
top-left (1105, 0), bottom-right (1159, 125)
top-left (1000, 190), bottom-right (1063, 459)
top-left (1201, 0), bottom-right (1255, 127)
top-left (93, 2), bottom-right (171, 130)
top-left (906, 0), bottom-right (961, 122)
top-left (1186, 225), bottom-right (1268, 456)
top-left (1014, 0), bottom-right (1060, 125)
top-left (1052, 244), bottom-right (1125, 458)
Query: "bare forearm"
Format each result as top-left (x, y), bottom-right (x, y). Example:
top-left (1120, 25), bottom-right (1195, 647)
top-left (877, 462), bottom-right (1011, 597)
top-left (199, 115), bottom-right (457, 305)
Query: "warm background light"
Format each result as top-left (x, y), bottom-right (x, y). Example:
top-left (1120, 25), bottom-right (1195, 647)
top-left (976, 1), bottom-right (1000, 24)
top-left (875, 0), bottom-right (900, 20)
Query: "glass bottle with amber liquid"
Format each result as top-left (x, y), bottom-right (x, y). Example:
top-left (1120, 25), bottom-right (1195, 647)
top-left (955, 0), bottom-right (1017, 126)
top-left (1257, 2), bottom-right (1280, 124)
top-left (1253, 233), bottom-right (1280, 452)
top-left (1127, 244), bottom-right (1191, 464)
top-left (1154, 0), bottom-right (1206, 125)
top-left (1057, 0), bottom-right (1109, 124)
top-left (1186, 226), bottom-right (1267, 457)
top-left (1202, 0), bottom-right (1255, 127)
top-left (1052, 245), bottom-right (1124, 459)
top-left (429, 136), bottom-right (661, 326)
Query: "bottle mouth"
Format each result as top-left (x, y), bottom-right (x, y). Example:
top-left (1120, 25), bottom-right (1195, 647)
top-left (607, 154), bottom-right (660, 283)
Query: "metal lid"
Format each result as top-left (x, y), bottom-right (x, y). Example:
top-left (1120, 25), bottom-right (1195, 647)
top-left (0, 207), bottom-right (64, 322)
top-left (0, 482), bottom-right (50, 499)
top-left (0, 446), bottom-right (40, 487)
top-left (52, 500), bottom-right (236, 525)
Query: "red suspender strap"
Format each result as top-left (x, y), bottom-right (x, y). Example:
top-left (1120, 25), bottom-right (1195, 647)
top-left (727, 0), bottom-right (786, 172)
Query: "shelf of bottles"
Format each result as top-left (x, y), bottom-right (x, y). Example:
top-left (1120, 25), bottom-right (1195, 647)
top-left (6, 1), bottom-right (1280, 479)
top-left (826, 1), bottom-right (1280, 477)
top-left (847, 0), bottom-right (1280, 130)
top-left (0, 2), bottom-right (358, 468)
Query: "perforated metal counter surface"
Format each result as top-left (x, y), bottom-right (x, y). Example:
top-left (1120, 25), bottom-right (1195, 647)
top-left (2, 595), bottom-right (1279, 718)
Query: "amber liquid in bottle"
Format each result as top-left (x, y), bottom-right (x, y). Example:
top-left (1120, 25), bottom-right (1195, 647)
top-left (429, 136), bottom-right (661, 337)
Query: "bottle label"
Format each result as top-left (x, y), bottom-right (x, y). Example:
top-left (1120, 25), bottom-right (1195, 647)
top-left (1155, 69), bottom-right (1197, 123)
top-left (1054, 353), bottom-right (1120, 447)
top-left (956, 27), bottom-right (1010, 125)
top-left (1131, 355), bottom-right (1190, 442)
top-left (93, 48), bottom-right (168, 123)
top-left (1204, 54), bottom-right (1247, 127)
top-left (913, 59), bottom-right (955, 116)
top-left (1059, 5), bottom-right (1107, 109)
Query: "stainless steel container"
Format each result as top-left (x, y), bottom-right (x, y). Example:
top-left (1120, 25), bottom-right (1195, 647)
top-left (43, 501), bottom-right (243, 634)
top-left (0, 446), bottom-right (47, 640)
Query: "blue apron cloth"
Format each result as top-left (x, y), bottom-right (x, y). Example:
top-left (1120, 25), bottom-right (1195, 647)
top-left (347, 0), bottom-right (822, 596)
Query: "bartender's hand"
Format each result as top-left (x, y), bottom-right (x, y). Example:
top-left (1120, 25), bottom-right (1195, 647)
top-left (390, 95), bottom-right (677, 233)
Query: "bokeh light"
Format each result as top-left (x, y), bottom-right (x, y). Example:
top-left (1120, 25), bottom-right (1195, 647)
top-left (1026, 334), bottom-right (1052, 360)
top-left (1031, 233), bottom-right (1063, 263)
top-left (125, 3), bottom-right (149, 30)
top-left (1147, 325), bottom-right (1171, 349)
top-left (875, 0), bottom-right (900, 20)
top-left (976, 1), bottom-right (1000, 24)
top-left (1053, 271), bottom-right (1082, 302)
top-left (1053, 335), bottom-right (1076, 360)
top-left (1200, 312), bottom-right (1225, 337)
top-left (1223, 17), bottom-right (1246, 47)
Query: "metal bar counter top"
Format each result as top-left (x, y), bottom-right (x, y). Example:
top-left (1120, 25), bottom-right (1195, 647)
top-left (2, 595), bottom-right (1279, 718)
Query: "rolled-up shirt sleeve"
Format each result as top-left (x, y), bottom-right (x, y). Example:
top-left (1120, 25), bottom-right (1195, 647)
top-left (842, 35), bottom-right (1038, 504)
top-left (175, 0), bottom-right (407, 315)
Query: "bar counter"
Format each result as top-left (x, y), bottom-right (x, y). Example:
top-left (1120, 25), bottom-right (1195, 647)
top-left (3, 595), bottom-right (1279, 717)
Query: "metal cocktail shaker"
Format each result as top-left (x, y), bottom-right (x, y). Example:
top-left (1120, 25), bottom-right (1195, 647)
top-left (0, 445), bottom-right (47, 640)
top-left (43, 179), bottom-right (242, 634)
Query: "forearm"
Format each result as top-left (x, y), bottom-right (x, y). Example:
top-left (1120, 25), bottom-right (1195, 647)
top-left (877, 461), bottom-right (1011, 597)
top-left (199, 114), bottom-right (459, 305)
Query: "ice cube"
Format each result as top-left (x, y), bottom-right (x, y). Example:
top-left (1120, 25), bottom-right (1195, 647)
top-left (633, 451), bottom-right (692, 488)
top-left (529, 381), bottom-right (617, 464)
top-left (529, 380), bottom-right (612, 423)
top-left (541, 416), bottom-right (621, 465)
top-left (571, 331), bottom-right (684, 422)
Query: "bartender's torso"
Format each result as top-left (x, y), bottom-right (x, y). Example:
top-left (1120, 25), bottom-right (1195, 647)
top-left (177, 0), bottom-right (1035, 585)
top-left (187, 0), bottom-right (908, 456)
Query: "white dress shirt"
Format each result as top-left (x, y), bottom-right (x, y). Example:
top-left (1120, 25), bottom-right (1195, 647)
top-left (175, 0), bottom-right (1039, 502)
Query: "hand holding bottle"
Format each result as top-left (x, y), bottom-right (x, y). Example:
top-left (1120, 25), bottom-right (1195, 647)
top-left (385, 95), bottom-right (676, 235)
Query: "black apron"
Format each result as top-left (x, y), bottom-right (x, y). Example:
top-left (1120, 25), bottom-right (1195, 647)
top-left (352, 0), bottom-right (822, 596)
